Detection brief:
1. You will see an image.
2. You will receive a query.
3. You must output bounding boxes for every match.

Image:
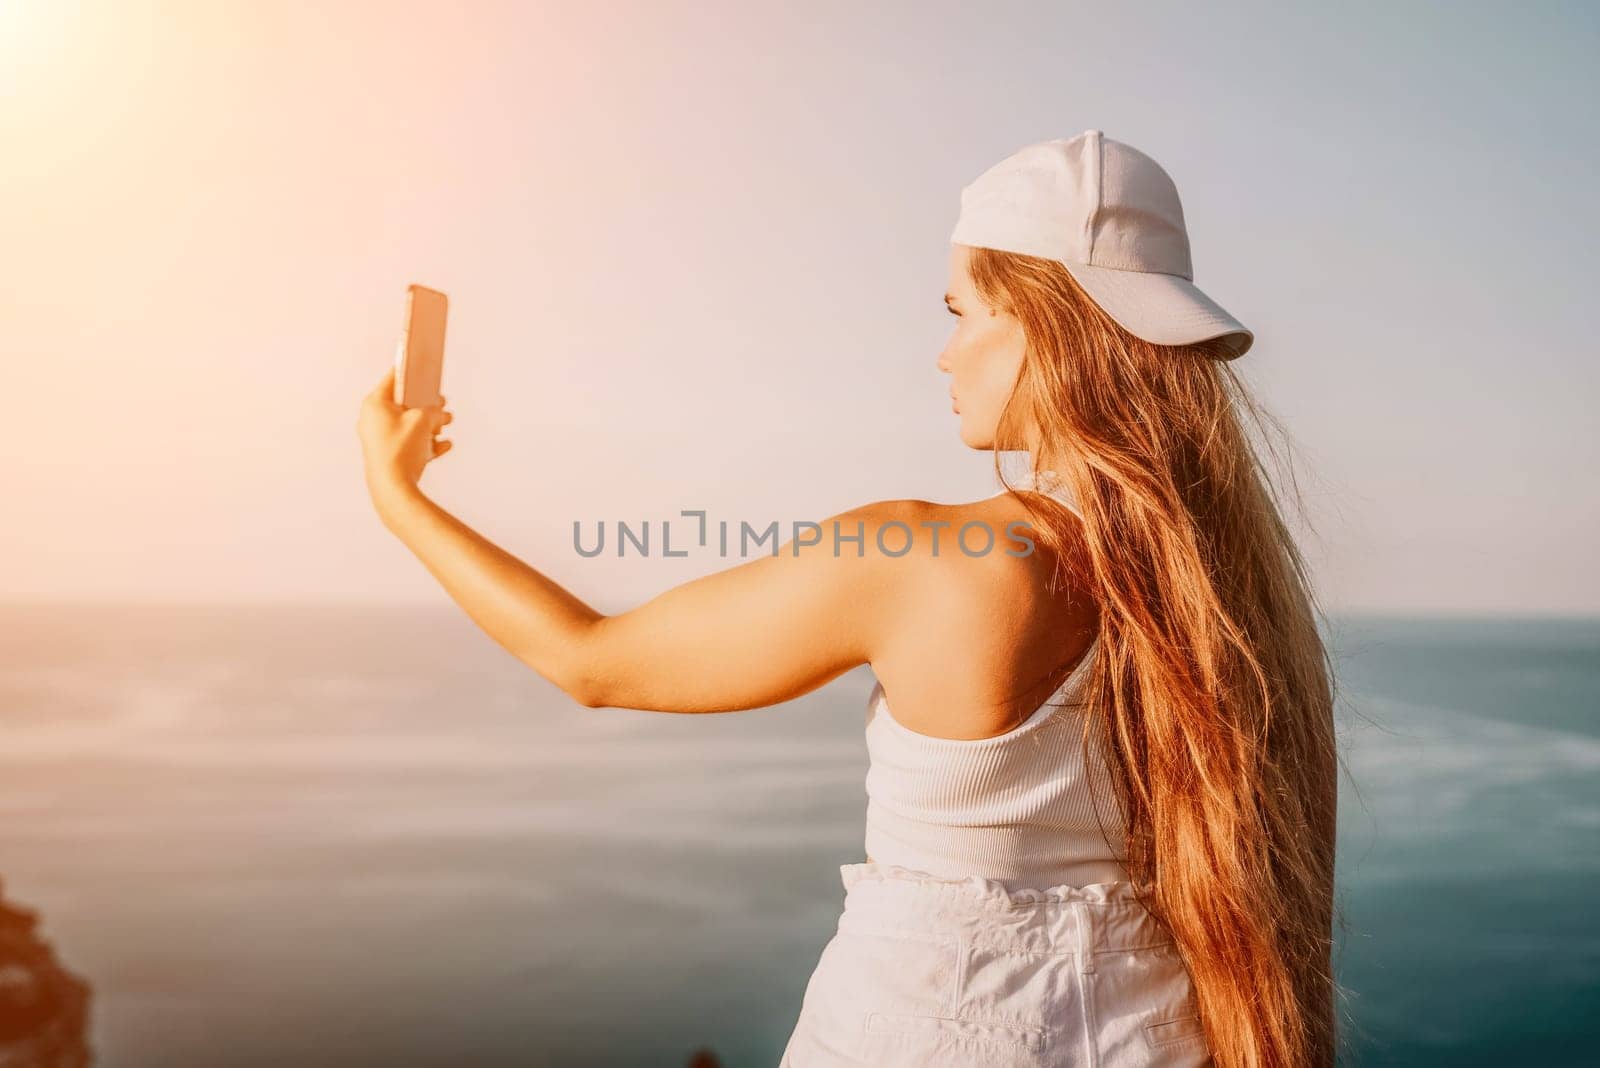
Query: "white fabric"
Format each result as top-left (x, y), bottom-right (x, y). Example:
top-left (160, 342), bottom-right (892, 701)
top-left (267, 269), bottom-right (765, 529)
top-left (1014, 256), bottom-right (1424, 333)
top-left (778, 467), bottom-right (1212, 1064)
top-left (779, 863), bottom-right (1212, 1066)
top-left (861, 468), bottom-right (1131, 892)
top-left (950, 129), bottom-right (1254, 359)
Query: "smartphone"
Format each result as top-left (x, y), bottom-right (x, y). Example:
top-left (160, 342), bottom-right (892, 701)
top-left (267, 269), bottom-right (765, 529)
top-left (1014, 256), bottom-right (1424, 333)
top-left (393, 284), bottom-right (449, 408)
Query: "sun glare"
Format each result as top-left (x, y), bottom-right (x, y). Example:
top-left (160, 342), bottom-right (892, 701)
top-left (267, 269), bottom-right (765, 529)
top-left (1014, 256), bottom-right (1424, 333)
top-left (0, 0), bottom-right (77, 98)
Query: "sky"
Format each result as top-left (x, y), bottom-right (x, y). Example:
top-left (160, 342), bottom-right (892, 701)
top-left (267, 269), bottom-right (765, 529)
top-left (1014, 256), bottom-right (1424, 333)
top-left (1, 0), bottom-right (1595, 615)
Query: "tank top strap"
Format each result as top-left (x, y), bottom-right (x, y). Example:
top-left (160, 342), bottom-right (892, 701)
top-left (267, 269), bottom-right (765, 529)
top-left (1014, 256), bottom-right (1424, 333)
top-left (991, 467), bottom-right (1084, 519)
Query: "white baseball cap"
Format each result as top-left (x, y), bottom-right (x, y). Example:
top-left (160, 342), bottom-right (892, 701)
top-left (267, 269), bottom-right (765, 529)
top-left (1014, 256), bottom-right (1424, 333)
top-left (950, 129), bottom-right (1254, 359)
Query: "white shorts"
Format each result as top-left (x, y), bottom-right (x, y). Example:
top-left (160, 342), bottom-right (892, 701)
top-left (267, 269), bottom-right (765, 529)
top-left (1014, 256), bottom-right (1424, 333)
top-left (779, 861), bottom-right (1213, 1067)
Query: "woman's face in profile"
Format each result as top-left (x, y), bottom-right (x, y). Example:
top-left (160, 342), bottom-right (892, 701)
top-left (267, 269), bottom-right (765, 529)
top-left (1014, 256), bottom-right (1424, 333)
top-left (937, 244), bottom-right (1027, 450)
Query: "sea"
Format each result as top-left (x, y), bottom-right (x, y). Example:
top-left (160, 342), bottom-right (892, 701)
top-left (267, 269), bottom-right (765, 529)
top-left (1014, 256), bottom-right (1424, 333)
top-left (1, 605), bottom-right (1596, 1066)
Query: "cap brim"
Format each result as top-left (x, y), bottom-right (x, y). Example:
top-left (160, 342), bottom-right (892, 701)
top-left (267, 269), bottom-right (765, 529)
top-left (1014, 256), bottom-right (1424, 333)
top-left (1060, 260), bottom-right (1254, 359)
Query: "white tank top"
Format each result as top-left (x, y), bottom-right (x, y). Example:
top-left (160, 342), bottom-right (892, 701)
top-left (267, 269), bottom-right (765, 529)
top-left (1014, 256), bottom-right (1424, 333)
top-left (862, 469), bottom-right (1131, 890)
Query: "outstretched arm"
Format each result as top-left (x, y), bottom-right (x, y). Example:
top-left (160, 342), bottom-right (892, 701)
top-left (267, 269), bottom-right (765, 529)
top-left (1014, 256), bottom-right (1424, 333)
top-left (568, 504), bottom-right (909, 712)
top-left (358, 366), bottom-right (910, 713)
top-left (372, 489), bottom-right (909, 713)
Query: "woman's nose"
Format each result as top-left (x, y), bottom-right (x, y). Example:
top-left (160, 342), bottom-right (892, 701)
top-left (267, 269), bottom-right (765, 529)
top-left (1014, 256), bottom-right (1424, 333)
top-left (936, 348), bottom-right (952, 374)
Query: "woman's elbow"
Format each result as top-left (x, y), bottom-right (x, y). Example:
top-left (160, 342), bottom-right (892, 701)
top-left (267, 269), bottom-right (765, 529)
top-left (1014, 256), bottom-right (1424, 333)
top-left (520, 658), bottom-right (606, 709)
top-left (553, 622), bottom-right (611, 709)
top-left (567, 674), bottom-right (608, 709)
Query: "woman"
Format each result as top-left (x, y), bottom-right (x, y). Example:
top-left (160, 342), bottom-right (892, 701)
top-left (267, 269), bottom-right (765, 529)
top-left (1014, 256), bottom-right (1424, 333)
top-left (358, 130), bottom-right (1343, 1067)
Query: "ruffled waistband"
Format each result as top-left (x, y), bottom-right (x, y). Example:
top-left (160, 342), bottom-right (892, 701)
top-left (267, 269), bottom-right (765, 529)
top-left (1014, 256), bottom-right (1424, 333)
top-left (836, 862), bottom-right (1174, 954)
top-left (839, 861), bottom-right (1152, 909)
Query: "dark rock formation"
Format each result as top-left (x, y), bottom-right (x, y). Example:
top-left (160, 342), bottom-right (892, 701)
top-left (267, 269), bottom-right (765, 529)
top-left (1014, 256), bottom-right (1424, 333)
top-left (0, 876), bottom-right (92, 1067)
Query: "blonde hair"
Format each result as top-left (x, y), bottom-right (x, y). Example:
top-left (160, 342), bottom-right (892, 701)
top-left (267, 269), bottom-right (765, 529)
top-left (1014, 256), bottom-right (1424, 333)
top-left (969, 247), bottom-right (1349, 1067)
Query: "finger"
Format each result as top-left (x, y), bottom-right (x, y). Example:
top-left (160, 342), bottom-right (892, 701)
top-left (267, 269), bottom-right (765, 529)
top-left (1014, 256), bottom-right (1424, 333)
top-left (432, 438), bottom-right (453, 456)
top-left (430, 410), bottom-right (454, 429)
top-left (368, 366), bottom-right (398, 406)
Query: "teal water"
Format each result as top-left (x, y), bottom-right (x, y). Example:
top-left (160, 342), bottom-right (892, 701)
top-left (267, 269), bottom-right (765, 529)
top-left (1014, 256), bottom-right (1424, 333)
top-left (0, 605), bottom-right (1595, 1065)
top-left (1324, 616), bottom-right (1600, 1065)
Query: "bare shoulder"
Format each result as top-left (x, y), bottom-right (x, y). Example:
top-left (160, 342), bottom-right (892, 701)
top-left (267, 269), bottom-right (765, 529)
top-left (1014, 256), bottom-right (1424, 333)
top-left (907, 493), bottom-right (1077, 604)
top-left (787, 493), bottom-right (1078, 651)
top-left (859, 494), bottom-right (1097, 735)
top-left (751, 497), bottom-right (1031, 663)
top-left (778, 495), bottom-right (1041, 567)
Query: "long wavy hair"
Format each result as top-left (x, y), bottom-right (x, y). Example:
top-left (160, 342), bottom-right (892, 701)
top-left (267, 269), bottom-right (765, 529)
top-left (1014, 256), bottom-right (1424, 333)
top-left (969, 247), bottom-right (1348, 1067)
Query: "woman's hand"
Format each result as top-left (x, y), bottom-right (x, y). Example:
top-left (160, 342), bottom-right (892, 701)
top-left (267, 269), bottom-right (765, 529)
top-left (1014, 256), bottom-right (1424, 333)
top-left (357, 366), bottom-right (454, 509)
